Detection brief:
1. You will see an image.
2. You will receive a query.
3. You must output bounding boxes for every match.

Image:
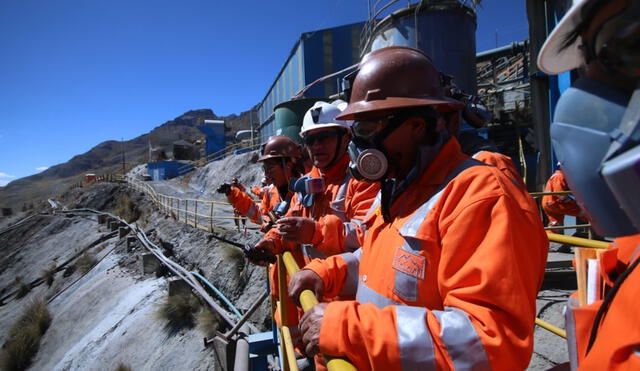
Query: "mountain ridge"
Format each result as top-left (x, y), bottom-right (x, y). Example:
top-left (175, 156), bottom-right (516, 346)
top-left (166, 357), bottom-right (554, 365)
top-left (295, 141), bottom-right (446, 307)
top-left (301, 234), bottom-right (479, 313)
top-left (0, 107), bottom-right (255, 210)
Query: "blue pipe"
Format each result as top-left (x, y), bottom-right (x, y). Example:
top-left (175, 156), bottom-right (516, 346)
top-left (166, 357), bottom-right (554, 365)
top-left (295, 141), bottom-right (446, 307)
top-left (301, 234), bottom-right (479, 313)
top-left (191, 271), bottom-right (242, 318)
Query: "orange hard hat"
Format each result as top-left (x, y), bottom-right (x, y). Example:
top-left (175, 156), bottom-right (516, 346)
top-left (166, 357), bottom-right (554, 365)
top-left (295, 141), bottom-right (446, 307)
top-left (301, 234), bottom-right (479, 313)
top-left (337, 46), bottom-right (464, 120)
top-left (257, 135), bottom-right (302, 162)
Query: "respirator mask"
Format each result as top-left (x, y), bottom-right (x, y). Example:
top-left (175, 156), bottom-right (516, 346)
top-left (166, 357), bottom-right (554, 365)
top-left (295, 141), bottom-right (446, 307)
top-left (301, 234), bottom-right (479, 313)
top-left (551, 78), bottom-right (636, 237)
top-left (347, 136), bottom-right (389, 181)
top-left (290, 175), bottom-right (326, 208)
top-left (600, 86), bottom-right (640, 233)
top-left (348, 109), bottom-right (438, 182)
top-left (550, 1), bottom-right (640, 237)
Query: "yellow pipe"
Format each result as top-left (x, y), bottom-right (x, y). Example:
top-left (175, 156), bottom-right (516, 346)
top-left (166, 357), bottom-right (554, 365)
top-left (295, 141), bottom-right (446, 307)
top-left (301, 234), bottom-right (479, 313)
top-left (535, 318), bottom-right (567, 339)
top-left (282, 252), bottom-right (357, 371)
top-left (277, 256), bottom-right (288, 328)
top-left (281, 326), bottom-right (298, 371)
top-left (547, 232), bottom-right (609, 249)
top-left (544, 224), bottom-right (591, 231)
top-left (530, 190), bottom-right (572, 197)
top-left (282, 252), bottom-right (319, 311)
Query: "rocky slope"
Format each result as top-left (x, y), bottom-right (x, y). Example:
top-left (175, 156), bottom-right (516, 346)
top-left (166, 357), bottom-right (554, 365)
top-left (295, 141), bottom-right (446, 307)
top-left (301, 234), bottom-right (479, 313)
top-left (0, 152), bottom-right (269, 371)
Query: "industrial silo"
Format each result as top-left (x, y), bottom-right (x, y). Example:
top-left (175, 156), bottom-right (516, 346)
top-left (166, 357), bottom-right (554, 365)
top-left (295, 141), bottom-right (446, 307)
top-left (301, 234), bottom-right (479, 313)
top-left (273, 98), bottom-right (327, 143)
top-left (362, 0), bottom-right (477, 95)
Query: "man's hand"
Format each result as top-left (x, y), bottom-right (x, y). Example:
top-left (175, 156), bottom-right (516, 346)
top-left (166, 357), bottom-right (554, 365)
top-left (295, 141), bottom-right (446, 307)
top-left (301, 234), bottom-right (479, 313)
top-left (299, 303), bottom-right (328, 358)
top-left (260, 216), bottom-right (275, 233)
top-left (276, 217), bottom-right (317, 244)
top-left (288, 269), bottom-right (324, 306)
top-left (243, 239), bottom-right (276, 266)
top-left (216, 183), bottom-right (232, 195)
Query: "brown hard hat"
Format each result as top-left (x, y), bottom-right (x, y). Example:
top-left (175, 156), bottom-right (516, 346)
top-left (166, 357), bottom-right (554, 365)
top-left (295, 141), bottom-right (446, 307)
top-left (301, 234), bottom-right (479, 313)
top-left (258, 135), bottom-right (302, 162)
top-left (336, 46), bottom-right (465, 120)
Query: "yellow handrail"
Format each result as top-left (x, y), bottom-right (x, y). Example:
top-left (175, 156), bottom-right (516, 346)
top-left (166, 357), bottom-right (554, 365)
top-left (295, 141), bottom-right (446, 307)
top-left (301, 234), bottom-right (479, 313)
top-left (535, 318), bottom-right (567, 338)
top-left (547, 232), bottom-right (609, 249)
top-left (529, 190), bottom-right (573, 197)
top-left (281, 252), bottom-right (357, 371)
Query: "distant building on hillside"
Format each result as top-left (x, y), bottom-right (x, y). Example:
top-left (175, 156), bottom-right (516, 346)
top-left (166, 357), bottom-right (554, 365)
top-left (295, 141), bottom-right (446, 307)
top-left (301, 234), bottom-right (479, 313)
top-left (198, 120), bottom-right (226, 158)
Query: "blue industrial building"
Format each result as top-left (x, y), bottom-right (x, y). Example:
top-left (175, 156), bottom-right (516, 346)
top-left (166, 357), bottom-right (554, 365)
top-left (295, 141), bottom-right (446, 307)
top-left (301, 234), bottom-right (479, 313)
top-left (198, 120), bottom-right (226, 157)
top-left (147, 161), bottom-right (194, 181)
top-left (256, 22), bottom-right (364, 142)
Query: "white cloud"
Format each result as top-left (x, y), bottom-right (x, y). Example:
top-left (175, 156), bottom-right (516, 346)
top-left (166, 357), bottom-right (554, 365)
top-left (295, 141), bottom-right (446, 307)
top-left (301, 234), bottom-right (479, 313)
top-left (36, 166), bottom-right (49, 172)
top-left (0, 180), bottom-right (8, 187)
top-left (0, 172), bottom-right (15, 179)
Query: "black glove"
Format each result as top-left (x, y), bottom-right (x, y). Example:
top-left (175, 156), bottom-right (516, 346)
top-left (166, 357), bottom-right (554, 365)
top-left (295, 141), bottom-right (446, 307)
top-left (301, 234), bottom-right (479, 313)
top-left (216, 183), bottom-right (232, 195)
top-left (242, 243), bottom-right (276, 266)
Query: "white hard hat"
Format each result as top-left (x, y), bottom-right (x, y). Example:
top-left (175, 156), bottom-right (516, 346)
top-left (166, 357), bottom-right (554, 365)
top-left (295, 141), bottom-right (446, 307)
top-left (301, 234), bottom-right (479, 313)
top-left (537, 0), bottom-right (591, 75)
top-left (299, 101), bottom-right (351, 137)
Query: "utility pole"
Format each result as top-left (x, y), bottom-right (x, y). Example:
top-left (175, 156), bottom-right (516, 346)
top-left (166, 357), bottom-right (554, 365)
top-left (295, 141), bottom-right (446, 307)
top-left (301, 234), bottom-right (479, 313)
top-left (249, 108), bottom-right (254, 147)
top-left (121, 137), bottom-right (125, 175)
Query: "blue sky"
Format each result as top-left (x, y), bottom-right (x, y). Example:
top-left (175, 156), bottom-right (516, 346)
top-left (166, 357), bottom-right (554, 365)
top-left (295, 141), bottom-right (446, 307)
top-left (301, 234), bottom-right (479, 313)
top-left (0, 0), bottom-right (528, 186)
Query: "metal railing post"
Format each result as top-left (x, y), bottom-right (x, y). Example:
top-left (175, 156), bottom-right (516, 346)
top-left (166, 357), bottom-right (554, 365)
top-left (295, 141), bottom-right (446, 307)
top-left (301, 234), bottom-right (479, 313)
top-left (194, 200), bottom-right (198, 228)
top-left (210, 201), bottom-right (214, 232)
top-left (277, 256), bottom-right (292, 371)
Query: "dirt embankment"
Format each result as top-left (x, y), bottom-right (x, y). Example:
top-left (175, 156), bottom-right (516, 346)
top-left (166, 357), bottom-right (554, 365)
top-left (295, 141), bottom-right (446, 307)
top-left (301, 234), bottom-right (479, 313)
top-left (0, 152), bottom-right (270, 371)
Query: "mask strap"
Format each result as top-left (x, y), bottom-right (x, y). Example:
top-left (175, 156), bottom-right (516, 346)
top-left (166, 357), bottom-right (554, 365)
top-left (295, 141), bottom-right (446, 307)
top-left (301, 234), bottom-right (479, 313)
top-left (604, 85), bottom-right (640, 160)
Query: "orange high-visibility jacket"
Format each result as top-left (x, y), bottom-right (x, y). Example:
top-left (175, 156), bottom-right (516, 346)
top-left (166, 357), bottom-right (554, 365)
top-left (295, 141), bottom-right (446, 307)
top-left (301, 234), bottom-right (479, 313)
top-left (265, 154), bottom-right (379, 265)
top-left (250, 185), bottom-right (263, 197)
top-left (227, 185), bottom-right (283, 227)
top-left (565, 234), bottom-right (640, 370)
top-left (472, 150), bottom-right (524, 188)
top-left (304, 138), bottom-right (548, 370)
top-left (266, 154), bottom-right (378, 344)
top-left (542, 169), bottom-right (581, 220)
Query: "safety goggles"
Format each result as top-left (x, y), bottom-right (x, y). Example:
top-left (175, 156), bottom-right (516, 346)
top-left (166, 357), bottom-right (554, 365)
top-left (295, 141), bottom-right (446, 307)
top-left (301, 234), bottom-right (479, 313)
top-left (302, 130), bottom-right (339, 146)
top-left (352, 112), bottom-right (438, 143)
top-left (351, 117), bottom-right (390, 143)
top-left (262, 159), bottom-right (282, 171)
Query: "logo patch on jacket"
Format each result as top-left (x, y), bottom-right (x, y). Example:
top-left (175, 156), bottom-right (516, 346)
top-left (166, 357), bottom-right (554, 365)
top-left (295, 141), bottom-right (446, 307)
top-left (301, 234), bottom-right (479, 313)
top-left (392, 249), bottom-right (426, 279)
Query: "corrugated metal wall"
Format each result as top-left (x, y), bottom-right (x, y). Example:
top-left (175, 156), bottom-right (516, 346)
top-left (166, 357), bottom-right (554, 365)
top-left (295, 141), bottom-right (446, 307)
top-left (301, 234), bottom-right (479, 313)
top-left (257, 22), bottom-right (364, 141)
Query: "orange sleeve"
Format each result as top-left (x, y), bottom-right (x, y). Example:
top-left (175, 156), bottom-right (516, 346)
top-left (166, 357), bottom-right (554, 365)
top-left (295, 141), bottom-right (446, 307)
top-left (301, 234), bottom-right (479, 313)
top-left (263, 193), bottom-right (300, 255)
top-left (303, 255), bottom-right (352, 298)
top-left (435, 194), bottom-right (547, 369)
top-left (251, 186), bottom-right (262, 197)
top-left (318, 194), bottom-right (547, 370)
top-left (226, 187), bottom-right (261, 224)
top-left (312, 180), bottom-right (380, 255)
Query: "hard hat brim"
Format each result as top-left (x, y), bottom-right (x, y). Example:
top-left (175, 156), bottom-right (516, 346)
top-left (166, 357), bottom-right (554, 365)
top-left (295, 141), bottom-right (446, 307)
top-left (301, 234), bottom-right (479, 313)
top-left (299, 123), bottom-right (349, 137)
top-left (336, 97), bottom-right (465, 120)
top-left (537, 0), bottom-right (587, 75)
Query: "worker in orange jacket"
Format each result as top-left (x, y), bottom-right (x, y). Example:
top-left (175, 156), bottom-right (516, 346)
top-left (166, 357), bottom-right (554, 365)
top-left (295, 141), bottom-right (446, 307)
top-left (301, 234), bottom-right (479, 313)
top-left (217, 136), bottom-right (303, 232)
top-left (444, 99), bottom-right (525, 188)
top-left (251, 100), bottom-right (379, 268)
top-left (542, 169), bottom-right (583, 230)
top-left (250, 177), bottom-right (268, 198)
top-left (288, 46), bottom-right (548, 370)
top-left (538, 0), bottom-right (640, 368)
top-left (248, 101), bottom-right (379, 355)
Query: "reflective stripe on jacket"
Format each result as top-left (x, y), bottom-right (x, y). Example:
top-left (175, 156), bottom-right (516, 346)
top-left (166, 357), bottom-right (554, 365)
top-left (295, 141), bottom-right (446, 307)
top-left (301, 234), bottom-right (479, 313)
top-left (305, 137), bottom-right (548, 370)
top-left (542, 169), bottom-right (581, 217)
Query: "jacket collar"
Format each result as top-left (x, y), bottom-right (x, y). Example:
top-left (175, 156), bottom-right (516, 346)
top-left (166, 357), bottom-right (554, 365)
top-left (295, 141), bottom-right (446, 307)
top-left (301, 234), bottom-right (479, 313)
top-left (309, 153), bottom-right (350, 183)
